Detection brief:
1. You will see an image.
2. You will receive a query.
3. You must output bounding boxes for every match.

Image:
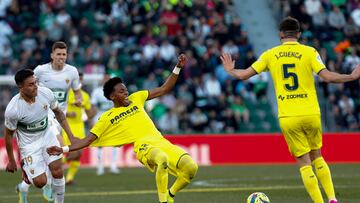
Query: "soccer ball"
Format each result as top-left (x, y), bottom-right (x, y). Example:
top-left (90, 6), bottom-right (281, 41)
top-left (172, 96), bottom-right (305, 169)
top-left (246, 192), bottom-right (270, 203)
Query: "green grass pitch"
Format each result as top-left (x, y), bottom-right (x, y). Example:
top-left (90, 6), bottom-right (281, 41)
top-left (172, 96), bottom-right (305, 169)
top-left (1, 164), bottom-right (359, 202)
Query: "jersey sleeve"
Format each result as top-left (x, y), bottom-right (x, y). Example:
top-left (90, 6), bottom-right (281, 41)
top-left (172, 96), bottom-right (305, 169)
top-left (71, 68), bottom-right (81, 91)
top-left (4, 105), bottom-right (18, 131)
top-left (42, 87), bottom-right (59, 110)
top-left (89, 113), bottom-right (108, 138)
top-left (251, 50), bottom-right (269, 73)
top-left (310, 49), bottom-right (326, 74)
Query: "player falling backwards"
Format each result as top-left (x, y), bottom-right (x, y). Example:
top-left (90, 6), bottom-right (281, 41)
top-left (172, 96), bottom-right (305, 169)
top-left (221, 17), bottom-right (360, 203)
top-left (47, 54), bottom-right (198, 203)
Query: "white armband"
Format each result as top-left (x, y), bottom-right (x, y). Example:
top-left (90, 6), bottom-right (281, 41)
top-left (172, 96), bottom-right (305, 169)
top-left (172, 66), bottom-right (181, 75)
top-left (62, 146), bottom-right (70, 153)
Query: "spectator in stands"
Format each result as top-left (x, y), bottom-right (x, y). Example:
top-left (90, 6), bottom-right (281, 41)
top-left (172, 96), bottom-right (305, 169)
top-left (304, 0), bottom-right (322, 16)
top-left (222, 108), bottom-right (238, 133)
top-left (328, 5), bottom-right (346, 31)
top-left (231, 95), bottom-right (249, 124)
top-left (158, 108), bottom-right (180, 134)
top-left (189, 108), bottom-right (208, 132)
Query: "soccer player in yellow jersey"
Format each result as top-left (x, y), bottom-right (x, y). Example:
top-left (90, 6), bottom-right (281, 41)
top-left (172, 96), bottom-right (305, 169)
top-left (220, 17), bottom-right (360, 203)
top-left (63, 72), bottom-right (95, 185)
top-left (47, 54), bottom-right (198, 203)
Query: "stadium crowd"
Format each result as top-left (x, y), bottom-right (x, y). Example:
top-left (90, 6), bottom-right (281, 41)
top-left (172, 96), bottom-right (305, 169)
top-left (0, 0), bottom-right (266, 134)
top-left (0, 0), bottom-right (359, 133)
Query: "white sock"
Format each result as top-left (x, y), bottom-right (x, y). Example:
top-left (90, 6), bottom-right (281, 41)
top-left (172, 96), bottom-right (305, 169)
top-left (46, 168), bottom-right (53, 186)
top-left (52, 177), bottom-right (65, 203)
top-left (19, 181), bottom-right (31, 192)
top-left (110, 148), bottom-right (118, 170)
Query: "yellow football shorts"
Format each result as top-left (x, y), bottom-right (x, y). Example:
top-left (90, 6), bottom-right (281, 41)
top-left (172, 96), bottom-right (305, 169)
top-left (134, 136), bottom-right (188, 176)
top-left (279, 115), bottom-right (322, 157)
top-left (63, 122), bottom-right (86, 145)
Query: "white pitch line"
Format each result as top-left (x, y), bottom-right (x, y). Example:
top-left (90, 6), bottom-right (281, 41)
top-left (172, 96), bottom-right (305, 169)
top-left (2, 184), bottom-right (360, 199)
top-left (0, 185), bottom-right (318, 199)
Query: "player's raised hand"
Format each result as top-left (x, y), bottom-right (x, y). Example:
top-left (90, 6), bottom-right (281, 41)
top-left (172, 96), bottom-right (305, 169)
top-left (6, 160), bottom-right (17, 173)
top-left (351, 64), bottom-right (360, 80)
top-left (47, 146), bottom-right (63, 155)
top-left (220, 53), bottom-right (236, 73)
top-left (176, 54), bottom-right (187, 68)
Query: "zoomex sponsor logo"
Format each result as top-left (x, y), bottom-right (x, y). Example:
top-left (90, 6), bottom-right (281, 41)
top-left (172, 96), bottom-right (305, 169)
top-left (278, 93), bottom-right (308, 101)
top-left (110, 106), bottom-right (139, 124)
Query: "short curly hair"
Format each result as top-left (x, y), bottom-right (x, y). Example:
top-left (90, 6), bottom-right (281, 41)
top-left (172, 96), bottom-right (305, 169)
top-left (103, 77), bottom-right (123, 100)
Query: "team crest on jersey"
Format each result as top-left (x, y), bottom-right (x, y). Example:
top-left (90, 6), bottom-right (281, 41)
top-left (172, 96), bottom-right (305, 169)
top-left (316, 55), bottom-right (324, 65)
top-left (30, 169), bottom-right (34, 174)
top-left (43, 104), bottom-right (48, 110)
top-left (66, 79), bottom-right (70, 84)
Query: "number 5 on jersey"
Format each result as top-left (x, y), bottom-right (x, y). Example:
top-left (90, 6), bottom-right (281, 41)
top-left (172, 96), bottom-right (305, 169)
top-left (282, 64), bottom-right (299, 91)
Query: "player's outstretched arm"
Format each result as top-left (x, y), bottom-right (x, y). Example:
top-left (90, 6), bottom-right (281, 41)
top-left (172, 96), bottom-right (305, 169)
top-left (147, 54), bottom-right (186, 100)
top-left (220, 53), bottom-right (257, 80)
top-left (5, 127), bottom-right (17, 173)
top-left (319, 64), bottom-right (360, 83)
top-left (47, 133), bottom-right (97, 155)
top-left (53, 107), bottom-right (79, 143)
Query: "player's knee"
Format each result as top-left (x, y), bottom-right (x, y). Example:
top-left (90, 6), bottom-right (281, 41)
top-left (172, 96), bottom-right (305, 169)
top-left (33, 176), bottom-right (47, 188)
top-left (185, 161), bottom-right (198, 181)
top-left (51, 167), bottom-right (64, 179)
top-left (155, 152), bottom-right (169, 170)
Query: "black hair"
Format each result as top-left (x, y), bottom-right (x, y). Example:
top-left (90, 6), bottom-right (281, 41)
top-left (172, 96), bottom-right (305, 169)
top-left (15, 69), bottom-right (34, 85)
top-left (103, 77), bottom-right (123, 100)
top-left (279, 17), bottom-right (300, 38)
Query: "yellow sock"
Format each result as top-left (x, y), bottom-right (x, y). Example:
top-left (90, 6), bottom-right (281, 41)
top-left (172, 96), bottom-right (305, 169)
top-left (169, 155), bottom-right (198, 196)
top-left (313, 157), bottom-right (336, 200)
top-left (147, 149), bottom-right (169, 202)
top-left (66, 161), bottom-right (80, 182)
top-left (300, 165), bottom-right (324, 203)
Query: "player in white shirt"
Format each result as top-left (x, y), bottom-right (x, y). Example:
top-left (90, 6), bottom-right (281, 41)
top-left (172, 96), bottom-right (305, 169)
top-left (16, 41), bottom-right (82, 202)
top-left (5, 69), bottom-right (77, 203)
top-left (34, 41), bottom-right (83, 144)
top-left (91, 74), bottom-right (120, 175)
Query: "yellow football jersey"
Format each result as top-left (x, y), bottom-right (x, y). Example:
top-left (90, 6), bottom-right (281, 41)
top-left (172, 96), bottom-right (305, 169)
top-left (63, 89), bottom-right (91, 141)
top-left (66, 89), bottom-right (91, 124)
top-left (251, 41), bottom-right (326, 118)
top-left (90, 90), bottom-right (163, 147)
